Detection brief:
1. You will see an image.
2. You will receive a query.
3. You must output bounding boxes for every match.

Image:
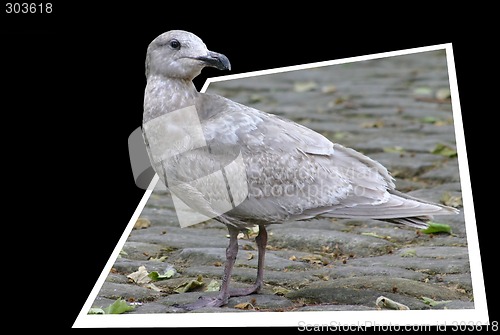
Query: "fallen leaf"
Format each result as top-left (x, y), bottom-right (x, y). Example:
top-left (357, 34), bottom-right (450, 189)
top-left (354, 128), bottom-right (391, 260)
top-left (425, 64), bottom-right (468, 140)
top-left (440, 192), bottom-right (462, 207)
top-left (420, 222), bottom-right (452, 235)
top-left (321, 85), bottom-right (337, 94)
top-left (361, 232), bottom-right (390, 240)
top-left (273, 286), bottom-right (291, 296)
top-left (420, 116), bottom-right (439, 124)
top-left (148, 267), bottom-right (176, 281)
top-left (144, 283), bottom-right (162, 292)
top-left (314, 274), bottom-right (330, 281)
top-left (127, 265), bottom-right (151, 284)
top-left (265, 245), bottom-right (279, 251)
top-left (289, 255), bottom-right (297, 261)
top-left (383, 146), bottom-right (405, 154)
top-left (420, 116), bottom-right (453, 127)
top-left (400, 249), bottom-right (417, 258)
top-left (294, 81), bottom-right (318, 92)
top-left (118, 249), bottom-right (128, 258)
top-left (413, 87), bottom-right (433, 98)
top-left (88, 308), bottom-right (105, 315)
top-left (249, 94), bottom-right (263, 103)
top-left (149, 255), bottom-right (168, 262)
top-left (435, 88), bottom-right (451, 100)
top-left (205, 279), bottom-right (220, 292)
top-left (431, 144), bottom-right (457, 158)
top-left (174, 275), bottom-right (204, 293)
top-left (234, 302), bottom-right (254, 310)
top-left (300, 255), bottom-right (323, 265)
top-left (334, 96), bottom-right (347, 105)
top-left (421, 296), bottom-right (451, 307)
top-left (249, 225), bottom-right (259, 234)
top-left (246, 253), bottom-right (254, 260)
top-left (332, 132), bottom-right (348, 140)
top-left (97, 298), bottom-right (135, 314)
top-left (134, 218), bottom-right (151, 230)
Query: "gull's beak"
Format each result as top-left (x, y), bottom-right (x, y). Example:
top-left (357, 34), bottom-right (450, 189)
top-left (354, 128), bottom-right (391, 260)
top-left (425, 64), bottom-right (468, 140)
top-left (196, 51), bottom-right (231, 71)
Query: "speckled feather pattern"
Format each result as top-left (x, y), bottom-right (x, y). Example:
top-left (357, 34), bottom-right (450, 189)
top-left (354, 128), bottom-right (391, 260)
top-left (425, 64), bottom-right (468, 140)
top-left (143, 30), bottom-right (458, 230)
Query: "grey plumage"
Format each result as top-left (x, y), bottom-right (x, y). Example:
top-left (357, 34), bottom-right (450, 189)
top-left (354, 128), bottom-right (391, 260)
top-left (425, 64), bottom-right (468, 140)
top-left (142, 30), bottom-right (458, 308)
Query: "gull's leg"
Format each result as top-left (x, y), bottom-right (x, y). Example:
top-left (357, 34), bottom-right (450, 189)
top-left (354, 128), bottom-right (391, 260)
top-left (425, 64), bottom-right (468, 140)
top-left (217, 224), bottom-right (240, 302)
top-left (228, 225), bottom-right (267, 297)
top-left (183, 225), bottom-right (240, 310)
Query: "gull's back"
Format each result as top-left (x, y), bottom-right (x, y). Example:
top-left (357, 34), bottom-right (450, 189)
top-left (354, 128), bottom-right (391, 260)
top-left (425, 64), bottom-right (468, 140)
top-left (142, 30), bottom-right (458, 231)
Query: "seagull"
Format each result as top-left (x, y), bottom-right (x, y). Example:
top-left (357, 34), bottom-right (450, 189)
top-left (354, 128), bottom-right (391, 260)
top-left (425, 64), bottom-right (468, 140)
top-left (142, 30), bottom-right (459, 310)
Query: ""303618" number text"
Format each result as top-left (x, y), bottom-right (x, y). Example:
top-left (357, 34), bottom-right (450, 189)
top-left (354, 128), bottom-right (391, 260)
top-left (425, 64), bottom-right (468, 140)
top-left (5, 3), bottom-right (52, 14)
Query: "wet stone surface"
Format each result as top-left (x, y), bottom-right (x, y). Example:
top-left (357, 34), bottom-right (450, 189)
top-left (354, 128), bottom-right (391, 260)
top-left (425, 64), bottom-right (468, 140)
top-left (91, 50), bottom-right (473, 314)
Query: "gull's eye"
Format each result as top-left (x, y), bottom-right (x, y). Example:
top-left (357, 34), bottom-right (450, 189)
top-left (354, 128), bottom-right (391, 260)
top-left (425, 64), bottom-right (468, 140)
top-left (169, 39), bottom-right (181, 50)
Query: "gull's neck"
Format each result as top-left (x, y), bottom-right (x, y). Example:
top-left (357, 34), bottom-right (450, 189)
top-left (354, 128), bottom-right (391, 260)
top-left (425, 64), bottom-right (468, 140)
top-left (143, 75), bottom-right (200, 124)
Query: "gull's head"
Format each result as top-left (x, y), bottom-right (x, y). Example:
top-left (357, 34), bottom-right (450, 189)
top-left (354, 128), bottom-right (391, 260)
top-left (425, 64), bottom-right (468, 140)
top-left (145, 30), bottom-right (231, 80)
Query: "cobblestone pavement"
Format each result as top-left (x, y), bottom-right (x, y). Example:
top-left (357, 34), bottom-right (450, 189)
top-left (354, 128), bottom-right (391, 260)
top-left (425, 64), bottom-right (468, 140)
top-left (91, 49), bottom-right (472, 314)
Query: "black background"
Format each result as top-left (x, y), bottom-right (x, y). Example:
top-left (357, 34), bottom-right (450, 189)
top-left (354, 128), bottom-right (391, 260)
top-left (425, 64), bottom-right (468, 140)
top-left (1, 4), bottom-right (493, 330)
